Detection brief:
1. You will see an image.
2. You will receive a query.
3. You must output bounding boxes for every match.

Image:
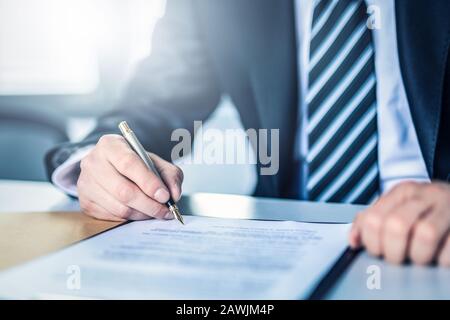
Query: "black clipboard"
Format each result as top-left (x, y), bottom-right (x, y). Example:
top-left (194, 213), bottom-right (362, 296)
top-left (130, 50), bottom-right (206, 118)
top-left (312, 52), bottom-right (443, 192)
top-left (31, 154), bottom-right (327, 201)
top-left (307, 247), bottom-right (362, 300)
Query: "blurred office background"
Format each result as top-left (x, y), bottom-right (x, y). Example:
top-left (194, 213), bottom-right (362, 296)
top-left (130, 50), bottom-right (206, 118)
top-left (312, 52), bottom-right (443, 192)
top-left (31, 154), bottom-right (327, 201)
top-left (0, 0), bottom-right (256, 195)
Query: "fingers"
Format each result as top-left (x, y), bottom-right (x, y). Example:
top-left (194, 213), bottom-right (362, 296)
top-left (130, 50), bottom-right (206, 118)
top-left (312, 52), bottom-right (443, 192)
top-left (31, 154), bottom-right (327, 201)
top-left (360, 203), bottom-right (392, 257)
top-left (98, 135), bottom-right (171, 203)
top-left (349, 197), bottom-right (384, 249)
top-left (355, 181), bottom-right (450, 266)
top-left (381, 199), bottom-right (431, 264)
top-left (437, 233), bottom-right (450, 267)
top-left (150, 152), bottom-right (184, 201)
top-left (408, 191), bottom-right (450, 265)
top-left (349, 212), bottom-right (363, 249)
top-left (80, 153), bottom-right (171, 220)
top-left (78, 173), bottom-right (150, 221)
top-left (359, 182), bottom-right (427, 257)
top-left (77, 134), bottom-right (185, 221)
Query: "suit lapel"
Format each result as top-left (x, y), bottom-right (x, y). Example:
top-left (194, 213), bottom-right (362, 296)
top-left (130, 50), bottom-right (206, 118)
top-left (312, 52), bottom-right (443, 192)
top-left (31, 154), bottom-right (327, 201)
top-left (396, 0), bottom-right (450, 177)
top-left (248, 0), bottom-right (299, 195)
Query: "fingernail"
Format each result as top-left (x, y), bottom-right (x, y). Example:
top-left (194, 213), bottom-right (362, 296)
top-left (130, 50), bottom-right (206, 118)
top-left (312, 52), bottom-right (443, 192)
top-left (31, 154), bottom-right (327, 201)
top-left (164, 211), bottom-right (174, 220)
top-left (154, 188), bottom-right (170, 203)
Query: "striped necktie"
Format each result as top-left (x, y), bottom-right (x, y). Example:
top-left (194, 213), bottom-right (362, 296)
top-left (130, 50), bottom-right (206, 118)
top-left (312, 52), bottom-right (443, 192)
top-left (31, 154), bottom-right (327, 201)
top-left (305, 0), bottom-right (380, 205)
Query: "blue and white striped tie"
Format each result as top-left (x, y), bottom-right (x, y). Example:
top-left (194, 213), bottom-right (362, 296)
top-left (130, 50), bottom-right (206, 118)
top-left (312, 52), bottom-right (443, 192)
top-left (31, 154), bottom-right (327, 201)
top-left (306, 0), bottom-right (380, 205)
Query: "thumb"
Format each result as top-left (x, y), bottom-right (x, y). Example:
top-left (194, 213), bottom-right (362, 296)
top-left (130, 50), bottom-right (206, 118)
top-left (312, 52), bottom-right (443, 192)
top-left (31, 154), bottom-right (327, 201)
top-left (149, 153), bottom-right (184, 201)
top-left (349, 212), bottom-right (364, 249)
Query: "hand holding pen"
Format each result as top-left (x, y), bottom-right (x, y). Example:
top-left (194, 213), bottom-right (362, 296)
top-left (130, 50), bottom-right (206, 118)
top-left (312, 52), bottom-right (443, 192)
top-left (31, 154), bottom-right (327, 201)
top-left (76, 122), bottom-right (184, 223)
top-left (119, 121), bottom-right (184, 224)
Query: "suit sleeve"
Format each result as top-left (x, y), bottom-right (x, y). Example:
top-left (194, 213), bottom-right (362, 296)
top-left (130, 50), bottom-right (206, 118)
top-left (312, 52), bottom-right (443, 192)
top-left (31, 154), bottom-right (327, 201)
top-left (45, 0), bottom-right (222, 180)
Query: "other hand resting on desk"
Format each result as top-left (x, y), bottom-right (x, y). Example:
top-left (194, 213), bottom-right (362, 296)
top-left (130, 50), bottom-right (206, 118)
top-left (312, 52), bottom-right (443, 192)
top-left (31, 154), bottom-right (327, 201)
top-left (350, 181), bottom-right (450, 267)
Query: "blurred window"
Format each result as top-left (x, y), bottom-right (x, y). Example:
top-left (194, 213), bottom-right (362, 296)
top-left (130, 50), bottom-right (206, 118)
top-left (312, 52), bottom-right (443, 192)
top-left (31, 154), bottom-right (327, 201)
top-left (0, 0), bottom-right (165, 96)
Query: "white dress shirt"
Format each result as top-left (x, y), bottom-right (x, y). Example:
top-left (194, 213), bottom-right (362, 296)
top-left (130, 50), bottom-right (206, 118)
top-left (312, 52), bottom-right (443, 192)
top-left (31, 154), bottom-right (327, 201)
top-left (295, 0), bottom-right (429, 195)
top-left (54, 0), bottom-right (430, 197)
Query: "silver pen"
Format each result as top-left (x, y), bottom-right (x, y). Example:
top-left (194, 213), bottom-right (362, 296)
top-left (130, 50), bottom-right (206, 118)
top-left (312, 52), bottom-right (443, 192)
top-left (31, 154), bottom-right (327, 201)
top-left (118, 121), bottom-right (184, 225)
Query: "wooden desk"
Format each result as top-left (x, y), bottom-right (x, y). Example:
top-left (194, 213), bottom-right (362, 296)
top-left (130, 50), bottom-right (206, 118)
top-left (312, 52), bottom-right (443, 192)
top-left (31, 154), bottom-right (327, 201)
top-left (0, 211), bottom-right (121, 271)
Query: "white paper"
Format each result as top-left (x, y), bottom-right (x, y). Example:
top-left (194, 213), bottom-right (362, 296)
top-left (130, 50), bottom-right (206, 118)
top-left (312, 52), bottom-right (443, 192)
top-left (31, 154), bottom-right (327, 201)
top-left (0, 216), bottom-right (351, 299)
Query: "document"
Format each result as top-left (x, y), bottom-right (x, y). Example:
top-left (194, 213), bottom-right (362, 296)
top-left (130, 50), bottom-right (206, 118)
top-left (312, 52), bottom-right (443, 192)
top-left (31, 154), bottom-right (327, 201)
top-left (0, 216), bottom-right (351, 299)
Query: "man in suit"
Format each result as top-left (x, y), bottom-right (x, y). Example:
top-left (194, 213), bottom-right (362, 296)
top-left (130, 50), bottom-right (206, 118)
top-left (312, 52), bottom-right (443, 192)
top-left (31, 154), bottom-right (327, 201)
top-left (46, 0), bottom-right (450, 266)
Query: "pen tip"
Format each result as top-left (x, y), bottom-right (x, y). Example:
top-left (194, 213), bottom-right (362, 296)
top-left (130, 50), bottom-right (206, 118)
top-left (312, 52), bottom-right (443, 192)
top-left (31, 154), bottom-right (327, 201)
top-left (177, 213), bottom-right (185, 225)
top-left (169, 204), bottom-right (184, 225)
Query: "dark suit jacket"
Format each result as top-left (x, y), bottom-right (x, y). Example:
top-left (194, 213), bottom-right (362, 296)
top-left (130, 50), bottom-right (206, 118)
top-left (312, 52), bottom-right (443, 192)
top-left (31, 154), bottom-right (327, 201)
top-left (46, 0), bottom-right (450, 199)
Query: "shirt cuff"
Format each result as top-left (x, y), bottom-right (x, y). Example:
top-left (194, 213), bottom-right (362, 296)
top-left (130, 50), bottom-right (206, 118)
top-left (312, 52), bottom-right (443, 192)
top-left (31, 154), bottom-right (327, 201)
top-left (51, 145), bottom-right (94, 197)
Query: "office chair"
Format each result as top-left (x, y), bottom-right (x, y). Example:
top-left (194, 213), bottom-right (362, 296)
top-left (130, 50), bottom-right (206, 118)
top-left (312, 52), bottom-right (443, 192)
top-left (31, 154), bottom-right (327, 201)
top-left (0, 108), bottom-right (69, 181)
